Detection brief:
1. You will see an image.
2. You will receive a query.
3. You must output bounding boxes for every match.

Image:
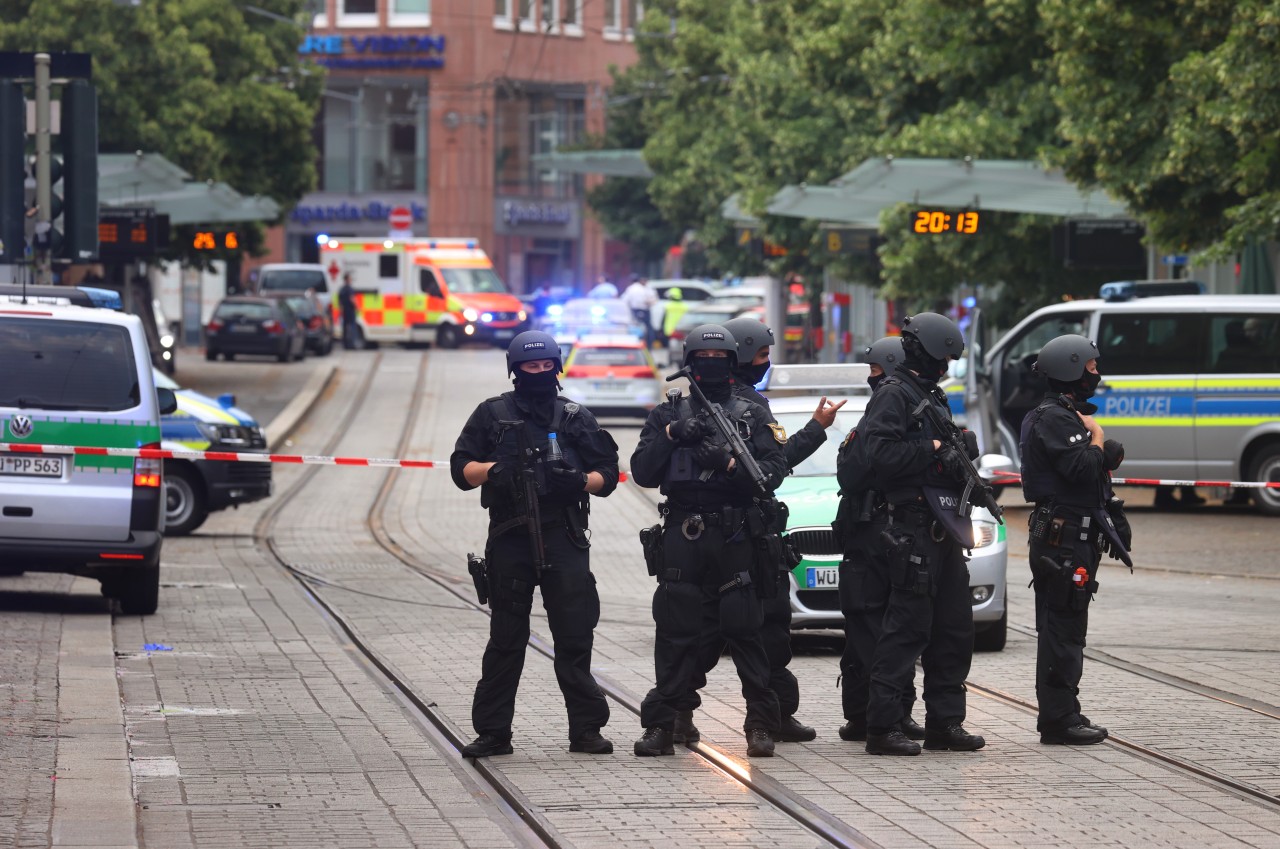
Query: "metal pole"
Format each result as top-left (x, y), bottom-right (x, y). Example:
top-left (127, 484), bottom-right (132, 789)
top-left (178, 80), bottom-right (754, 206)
top-left (34, 53), bottom-right (52, 285)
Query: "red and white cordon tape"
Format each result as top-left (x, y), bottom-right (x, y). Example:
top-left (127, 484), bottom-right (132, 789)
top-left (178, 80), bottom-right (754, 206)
top-left (0, 442), bottom-right (632, 481)
top-left (989, 470), bottom-right (1280, 489)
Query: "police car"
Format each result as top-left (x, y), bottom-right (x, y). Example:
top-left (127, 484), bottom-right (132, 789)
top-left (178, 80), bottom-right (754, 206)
top-left (0, 299), bottom-right (176, 614)
top-left (152, 369), bottom-right (271, 535)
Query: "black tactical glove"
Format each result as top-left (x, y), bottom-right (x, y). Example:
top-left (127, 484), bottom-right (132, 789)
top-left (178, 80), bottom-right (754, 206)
top-left (935, 446), bottom-right (969, 483)
top-left (669, 416), bottom-right (708, 445)
top-left (962, 429), bottom-right (980, 460)
top-left (1106, 497), bottom-right (1133, 550)
top-left (546, 464), bottom-right (588, 499)
top-left (487, 462), bottom-right (513, 488)
top-left (693, 440), bottom-right (733, 472)
top-left (1103, 439), bottom-right (1125, 471)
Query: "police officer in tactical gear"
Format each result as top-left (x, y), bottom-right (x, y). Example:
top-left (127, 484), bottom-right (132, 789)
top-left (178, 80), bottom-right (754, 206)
top-left (450, 330), bottom-right (621, 758)
top-left (834, 337), bottom-right (924, 744)
top-left (860, 313), bottom-right (986, 756)
top-left (1020, 334), bottom-right (1130, 745)
top-left (669, 317), bottom-right (844, 746)
top-left (631, 324), bottom-right (789, 758)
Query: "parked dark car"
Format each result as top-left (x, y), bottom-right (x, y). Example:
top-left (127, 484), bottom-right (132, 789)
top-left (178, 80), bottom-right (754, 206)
top-left (205, 296), bottom-right (307, 363)
top-left (261, 291), bottom-right (333, 356)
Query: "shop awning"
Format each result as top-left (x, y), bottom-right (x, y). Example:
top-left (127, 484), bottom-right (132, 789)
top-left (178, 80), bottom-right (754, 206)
top-left (531, 149), bottom-right (654, 178)
top-left (97, 152), bottom-right (280, 224)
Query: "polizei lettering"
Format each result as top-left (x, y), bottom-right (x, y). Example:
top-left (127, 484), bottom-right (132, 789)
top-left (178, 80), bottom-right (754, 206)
top-left (1101, 395), bottom-right (1172, 417)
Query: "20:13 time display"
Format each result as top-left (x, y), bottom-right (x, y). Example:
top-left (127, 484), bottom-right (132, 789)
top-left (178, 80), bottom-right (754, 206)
top-left (912, 210), bottom-right (981, 234)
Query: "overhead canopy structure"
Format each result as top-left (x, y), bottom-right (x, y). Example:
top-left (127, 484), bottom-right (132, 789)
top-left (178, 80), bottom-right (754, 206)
top-left (98, 153), bottom-right (280, 224)
top-left (531, 149), bottom-right (654, 179)
top-left (763, 157), bottom-right (1129, 223)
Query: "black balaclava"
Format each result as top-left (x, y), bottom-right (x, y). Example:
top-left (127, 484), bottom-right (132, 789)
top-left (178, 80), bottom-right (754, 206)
top-left (513, 368), bottom-right (560, 423)
top-left (690, 356), bottom-right (734, 402)
top-left (1048, 369), bottom-right (1102, 413)
top-left (737, 357), bottom-right (771, 387)
top-left (868, 371), bottom-right (887, 392)
top-left (901, 334), bottom-right (949, 382)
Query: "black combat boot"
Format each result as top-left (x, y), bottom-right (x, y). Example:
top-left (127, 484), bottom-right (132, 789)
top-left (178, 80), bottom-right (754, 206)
top-left (838, 718), bottom-right (867, 742)
top-left (1040, 723), bottom-right (1108, 745)
top-left (634, 726), bottom-right (675, 756)
top-left (461, 733), bottom-right (513, 758)
top-left (1078, 715), bottom-right (1108, 735)
top-left (899, 715), bottom-right (926, 741)
top-left (923, 723), bottom-right (986, 751)
top-left (569, 730), bottom-right (614, 755)
top-left (673, 710), bottom-right (700, 744)
top-left (775, 715), bottom-right (816, 742)
top-left (865, 729), bottom-right (921, 756)
top-left (745, 728), bottom-right (775, 757)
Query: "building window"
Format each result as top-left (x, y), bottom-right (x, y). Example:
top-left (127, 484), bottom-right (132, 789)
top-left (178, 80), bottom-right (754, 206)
top-left (562, 0), bottom-right (582, 34)
top-left (338, 0), bottom-right (377, 27)
top-left (626, 0), bottom-right (643, 37)
top-left (389, 0), bottom-right (429, 26)
top-left (517, 0), bottom-right (536, 31)
top-left (603, 0), bottom-right (621, 38)
top-left (494, 0), bottom-right (513, 29)
top-left (495, 89), bottom-right (585, 199)
top-left (317, 80), bottom-right (429, 193)
top-left (542, 0), bottom-right (558, 32)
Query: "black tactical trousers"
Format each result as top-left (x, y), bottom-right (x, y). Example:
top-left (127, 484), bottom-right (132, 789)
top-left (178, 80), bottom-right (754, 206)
top-left (866, 513), bottom-right (973, 735)
top-left (472, 523), bottom-right (609, 742)
top-left (674, 570), bottom-right (799, 719)
top-left (1029, 532), bottom-right (1099, 732)
top-left (641, 525), bottom-right (780, 733)
top-left (839, 518), bottom-right (917, 724)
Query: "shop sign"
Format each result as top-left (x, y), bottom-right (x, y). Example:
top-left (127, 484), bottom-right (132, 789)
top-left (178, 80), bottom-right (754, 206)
top-left (494, 199), bottom-right (579, 237)
top-left (299, 34), bottom-right (446, 70)
top-left (290, 199), bottom-right (426, 227)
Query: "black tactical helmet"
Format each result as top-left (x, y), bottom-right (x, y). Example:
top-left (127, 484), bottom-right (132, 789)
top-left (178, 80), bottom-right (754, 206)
top-left (864, 336), bottom-right (905, 371)
top-left (901, 313), bottom-right (964, 360)
top-left (683, 324), bottom-right (738, 366)
top-left (506, 330), bottom-right (562, 375)
top-left (1034, 334), bottom-right (1100, 381)
top-left (722, 317), bottom-right (774, 362)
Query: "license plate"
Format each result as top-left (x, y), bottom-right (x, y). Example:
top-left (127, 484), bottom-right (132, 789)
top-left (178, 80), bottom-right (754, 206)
top-left (494, 330), bottom-right (514, 339)
top-left (0, 454), bottom-right (65, 477)
top-left (591, 381), bottom-right (627, 392)
top-left (230, 324), bottom-right (257, 333)
top-left (805, 567), bottom-right (839, 588)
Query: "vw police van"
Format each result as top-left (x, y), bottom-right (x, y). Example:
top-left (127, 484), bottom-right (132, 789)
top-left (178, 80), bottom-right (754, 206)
top-left (0, 300), bottom-right (177, 613)
top-left (963, 288), bottom-right (1280, 514)
top-left (318, 237), bottom-right (528, 348)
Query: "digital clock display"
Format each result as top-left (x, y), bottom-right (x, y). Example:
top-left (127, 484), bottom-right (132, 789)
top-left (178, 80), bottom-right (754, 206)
top-left (912, 209), bottom-right (981, 235)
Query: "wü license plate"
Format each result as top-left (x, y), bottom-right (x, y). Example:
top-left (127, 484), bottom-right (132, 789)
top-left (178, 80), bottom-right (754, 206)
top-left (806, 566), bottom-right (839, 588)
top-left (0, 454), bottom-right (65, 477)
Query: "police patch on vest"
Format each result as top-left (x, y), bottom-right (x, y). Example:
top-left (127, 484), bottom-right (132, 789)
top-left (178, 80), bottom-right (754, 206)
top-left (841, 430), bottom-right (856, 448)
top-left (768, 422), bottom-right (787, 444)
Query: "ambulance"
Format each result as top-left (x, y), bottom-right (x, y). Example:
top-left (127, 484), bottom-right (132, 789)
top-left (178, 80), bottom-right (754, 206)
top-left (319, 237), bottom-right (528, 348)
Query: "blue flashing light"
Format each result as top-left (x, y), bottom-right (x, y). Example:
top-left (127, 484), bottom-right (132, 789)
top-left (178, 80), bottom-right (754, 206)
top-left (962, 296), bottom-right (977, 309)
top-left (315, 233), bottom-right (330, 245)
top-left (546, 304), bottom-right (563, 317)
top-left (78, 286), bottom-right (123, 310)
top-left (466, 240), bottom-right (476, 249)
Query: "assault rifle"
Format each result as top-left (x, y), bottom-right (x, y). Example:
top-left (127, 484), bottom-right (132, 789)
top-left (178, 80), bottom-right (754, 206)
top-left (493, 419), bottom-right (550, 577)
top-left (909, 395), bottom-right (1004, 525)
top-left (667, 368), bottom-right (771, 496)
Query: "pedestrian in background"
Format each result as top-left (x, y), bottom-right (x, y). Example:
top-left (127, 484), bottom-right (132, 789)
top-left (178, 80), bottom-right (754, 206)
top-left (338, 272), bottom-right (358, 350)
top-left (622, 274), bottom-right (658, 348)
top-left (1020, 334), bottom-right (1131, 745)
top-left (450, 330), bottom-right (621, 758)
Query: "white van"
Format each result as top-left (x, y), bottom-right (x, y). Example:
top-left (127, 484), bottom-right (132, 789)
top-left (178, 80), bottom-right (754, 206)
top-left (0, 301), bottom-right (177, 613)
top-left (963, 290), bottom-right (1280, 514)
top-left (257, 263), bottom-right (330, 316)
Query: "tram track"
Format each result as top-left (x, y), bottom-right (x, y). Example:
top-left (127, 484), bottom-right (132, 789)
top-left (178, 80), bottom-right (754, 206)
top-left (250, 349), bottom-right (1280, 846)
top-left (253, 351), bottom-right (881, 849)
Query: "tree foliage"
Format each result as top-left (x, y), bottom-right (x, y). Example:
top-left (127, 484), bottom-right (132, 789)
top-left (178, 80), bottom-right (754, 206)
top-left (0, 0), bottom-right (322, 263)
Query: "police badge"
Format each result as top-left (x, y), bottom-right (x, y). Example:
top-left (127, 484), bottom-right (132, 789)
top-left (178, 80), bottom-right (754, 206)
top-left (767, 422), bottom-right (787, 444)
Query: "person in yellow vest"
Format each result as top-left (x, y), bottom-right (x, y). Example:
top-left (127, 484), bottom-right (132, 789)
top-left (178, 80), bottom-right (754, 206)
top-left (661, 287), bottom-right (691, 345)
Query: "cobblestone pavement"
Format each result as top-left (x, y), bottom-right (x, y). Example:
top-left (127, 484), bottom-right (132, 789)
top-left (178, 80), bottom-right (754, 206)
top-left (5, 346), bottom-right (1280, 848)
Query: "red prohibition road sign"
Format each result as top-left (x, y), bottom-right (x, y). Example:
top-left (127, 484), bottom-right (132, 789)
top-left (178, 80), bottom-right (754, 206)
top-left (389, 206), bottom-right (413, 230)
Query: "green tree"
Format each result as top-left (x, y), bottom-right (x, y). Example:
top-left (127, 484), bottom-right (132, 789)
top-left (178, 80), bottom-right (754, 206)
top-left (1044, 0), bottom-right (1280, 253)
top-left (0, 0), bottom-right (322, 263)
